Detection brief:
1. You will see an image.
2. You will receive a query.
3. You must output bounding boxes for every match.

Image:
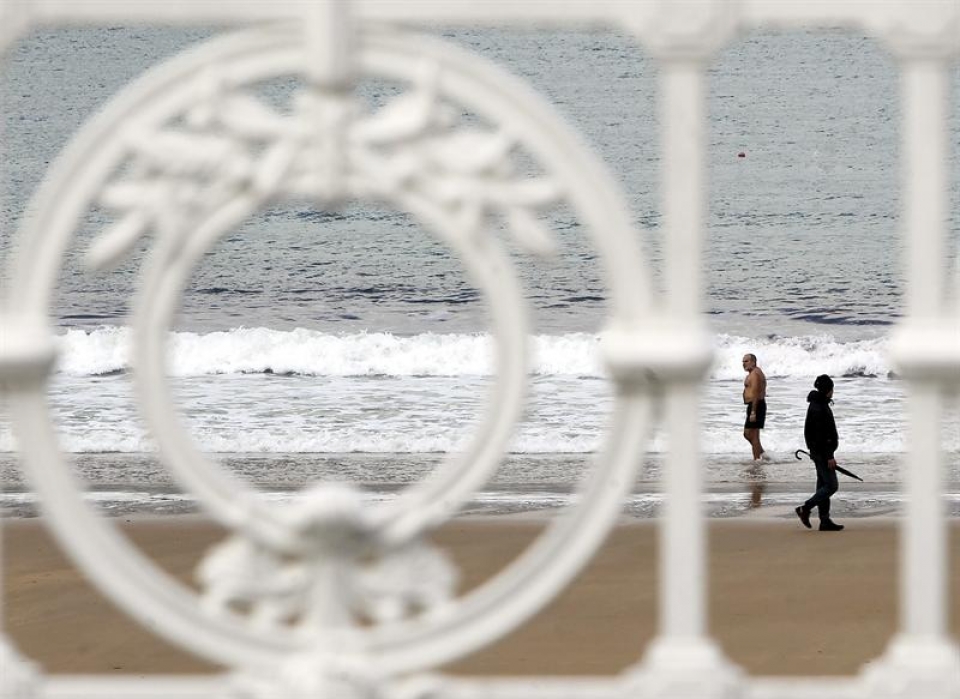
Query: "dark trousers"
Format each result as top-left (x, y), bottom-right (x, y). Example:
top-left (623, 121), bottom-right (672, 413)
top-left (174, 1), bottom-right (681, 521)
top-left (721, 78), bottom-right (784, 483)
top-left (803, 453), bottom-right (838, 521)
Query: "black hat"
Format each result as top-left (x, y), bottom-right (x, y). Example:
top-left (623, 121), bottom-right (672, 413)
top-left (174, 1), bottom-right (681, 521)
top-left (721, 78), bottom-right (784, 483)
top-left (814, 374), bottom-right (834, 394)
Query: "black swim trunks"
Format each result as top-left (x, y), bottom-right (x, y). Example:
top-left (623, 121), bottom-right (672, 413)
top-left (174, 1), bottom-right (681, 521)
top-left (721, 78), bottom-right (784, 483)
top-left (745, 399), bottom-right (767, 429)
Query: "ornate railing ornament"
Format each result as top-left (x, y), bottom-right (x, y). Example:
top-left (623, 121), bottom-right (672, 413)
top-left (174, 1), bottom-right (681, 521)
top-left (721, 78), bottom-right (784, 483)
top-left (3, 14), bottom-right (656, 697)
top-left (195, 483), bottom-right (458, 629)
top-left (1, 1), bottom-right (959, 698)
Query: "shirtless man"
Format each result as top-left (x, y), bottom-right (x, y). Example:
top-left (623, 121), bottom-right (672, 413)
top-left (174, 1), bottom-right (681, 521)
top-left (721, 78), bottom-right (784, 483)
top-left (742, 353), bottom-right (767, 462)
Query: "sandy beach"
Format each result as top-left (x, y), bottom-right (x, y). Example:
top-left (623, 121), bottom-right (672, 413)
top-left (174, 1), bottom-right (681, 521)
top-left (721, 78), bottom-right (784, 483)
top-left (3, 516), bottom-right (958, 677)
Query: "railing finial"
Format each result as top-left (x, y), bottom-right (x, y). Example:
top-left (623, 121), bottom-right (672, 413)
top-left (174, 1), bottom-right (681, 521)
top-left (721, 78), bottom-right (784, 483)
top-left (303, 0), bottom-right (354, 205)
top-left (304, 0), bottom-right (354, 90)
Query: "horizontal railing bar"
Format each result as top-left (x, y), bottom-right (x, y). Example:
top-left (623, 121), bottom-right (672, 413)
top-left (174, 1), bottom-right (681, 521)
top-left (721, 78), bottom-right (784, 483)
top-left (42, 676), bottom-right (231, 699)
top-left (444, 678), bottom-right (620, 699)
top-left (39, 675), bottom-right (868, 699)
top-left (21, 0), bottom-right (914, 32)
top-left (741, 0), bottom-right (897, 28)
top-left (23, 0), bottom-right (620, 28)
top-left (443, 677), bottom-right (866, 699)
top-left (745, 678), bottom-right (866, 699)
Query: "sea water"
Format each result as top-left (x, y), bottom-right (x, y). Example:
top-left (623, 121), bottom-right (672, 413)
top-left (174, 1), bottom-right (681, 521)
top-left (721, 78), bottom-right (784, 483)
top-left (0, 27), bottom-right (958, 517)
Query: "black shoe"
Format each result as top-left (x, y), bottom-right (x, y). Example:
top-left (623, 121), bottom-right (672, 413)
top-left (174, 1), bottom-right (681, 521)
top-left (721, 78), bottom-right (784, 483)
top-left (819, 520), bottom-right (844, 531)
top-left (795, 506), bottom-right (811, 529)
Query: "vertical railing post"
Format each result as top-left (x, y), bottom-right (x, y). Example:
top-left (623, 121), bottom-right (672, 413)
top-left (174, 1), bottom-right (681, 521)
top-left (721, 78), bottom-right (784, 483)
top-left (659, 58), bottom-right (708, 643)
top-left (303, 0), bottom-right (353, 207)
top-left (865, 6), bottom-right (960, 697)
top-left (623, 3), bottom-right (743, 697)
top-left (0, 5), bottom-right (45, 697)
top-left (898, 58), bottom-right (949, 642)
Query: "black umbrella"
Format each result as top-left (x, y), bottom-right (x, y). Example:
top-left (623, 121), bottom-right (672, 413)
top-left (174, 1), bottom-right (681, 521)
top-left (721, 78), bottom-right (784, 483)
top-left (794, 449), bottom-right (863, 482)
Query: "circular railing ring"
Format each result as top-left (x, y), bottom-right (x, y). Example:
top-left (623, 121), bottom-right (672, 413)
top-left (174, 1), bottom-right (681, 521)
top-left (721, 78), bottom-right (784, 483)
top-left (131, 141), bottom-right (531, 554)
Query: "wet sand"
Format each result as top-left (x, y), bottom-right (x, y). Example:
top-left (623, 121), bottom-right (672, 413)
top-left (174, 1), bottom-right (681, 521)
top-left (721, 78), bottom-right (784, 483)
top-left (3, 516), bottom-right (958, 676)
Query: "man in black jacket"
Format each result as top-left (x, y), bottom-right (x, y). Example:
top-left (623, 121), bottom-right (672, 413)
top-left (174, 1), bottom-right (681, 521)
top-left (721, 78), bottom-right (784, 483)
top-left (795, 374), bottom-right (845, 531)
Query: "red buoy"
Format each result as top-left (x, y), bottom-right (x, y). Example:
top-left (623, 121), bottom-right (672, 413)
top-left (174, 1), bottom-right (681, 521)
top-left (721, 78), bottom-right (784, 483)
top-left (737, 152), bottom-right (746, 158)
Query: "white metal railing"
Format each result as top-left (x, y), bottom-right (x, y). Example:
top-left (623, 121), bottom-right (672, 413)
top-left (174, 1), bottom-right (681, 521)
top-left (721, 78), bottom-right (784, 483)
top-left (0, 1), bottom-right (957, 698)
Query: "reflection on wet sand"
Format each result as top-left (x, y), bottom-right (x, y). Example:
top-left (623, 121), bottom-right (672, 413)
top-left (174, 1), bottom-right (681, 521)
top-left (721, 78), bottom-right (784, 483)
top-left (745, 462), bottom-right (767, 509)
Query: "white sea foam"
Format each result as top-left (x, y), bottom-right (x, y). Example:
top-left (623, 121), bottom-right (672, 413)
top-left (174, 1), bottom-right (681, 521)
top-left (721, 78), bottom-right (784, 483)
top-left (713, 334), bottom-right (891, 379)
top-left (3, 404), bottom-right (951, 455)
top-left (55, 326), bottom-right (893, 379)
top-left (3, 327), bottom-right (949, 457)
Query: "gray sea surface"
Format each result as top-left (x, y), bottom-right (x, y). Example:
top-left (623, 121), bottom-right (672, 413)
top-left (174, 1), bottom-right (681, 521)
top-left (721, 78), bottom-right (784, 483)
top-left (1, 26), bottom-right (959, 517)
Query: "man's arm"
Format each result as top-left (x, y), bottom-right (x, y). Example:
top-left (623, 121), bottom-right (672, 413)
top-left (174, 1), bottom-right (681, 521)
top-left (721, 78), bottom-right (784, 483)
top-left (809, 406), bottom-right (836, 462)
top-left (745, 373), bottom-right (760, 418)
top-left (826, 409), bottom-right (839, 468)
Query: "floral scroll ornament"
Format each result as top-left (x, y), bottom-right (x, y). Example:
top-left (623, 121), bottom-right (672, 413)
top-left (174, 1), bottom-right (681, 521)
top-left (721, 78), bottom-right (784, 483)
top-left (196, 485), bottom-right (458, 631)
top-left (87, 64), bottom-right (561, 273)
